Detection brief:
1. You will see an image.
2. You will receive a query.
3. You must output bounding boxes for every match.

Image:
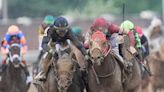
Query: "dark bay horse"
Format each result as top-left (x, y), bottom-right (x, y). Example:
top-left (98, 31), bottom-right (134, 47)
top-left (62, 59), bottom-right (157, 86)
top-left (38, 41), bottom-right (84, 92)
top-left (88, 31), bottom-right (123, 92)
top-left (0, 43), bottom-right (28, 92)
top-left (120, 35), bottom-right (142, 92)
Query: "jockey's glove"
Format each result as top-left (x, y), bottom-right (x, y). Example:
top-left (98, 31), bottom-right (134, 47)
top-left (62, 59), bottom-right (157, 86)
top-left (48, 49), bottom-right (55, 55)
top-left (84, 54), bottom-right (90, 61)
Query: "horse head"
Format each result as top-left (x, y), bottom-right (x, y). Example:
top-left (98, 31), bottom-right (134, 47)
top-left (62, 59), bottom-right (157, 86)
top-left (54, 53), bottom-right (76, 92)
top-left (89, 30), bottom-right (111, 66)
top-left (8, 43), bottom-right (22, 68)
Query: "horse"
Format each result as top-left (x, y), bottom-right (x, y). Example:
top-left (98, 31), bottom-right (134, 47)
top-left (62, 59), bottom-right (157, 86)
top-left (144, 42), bottom-right (164, 92)
top-left (0, 43), bottom-right (29, 92)
top-left (120, 35), bottom-right (142, 92)
top-left (87, 31), bottom-right (123, 92)
top-left (36, 40), bottom-right (84, 92)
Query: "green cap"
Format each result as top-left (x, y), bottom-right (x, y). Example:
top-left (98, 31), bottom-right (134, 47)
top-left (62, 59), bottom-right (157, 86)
top-left (43, 15), bottom-right (55, 25)
top-left (72, 26), bottom-right (82, 35)
top-left (120, 20), bottom-right (134, 30)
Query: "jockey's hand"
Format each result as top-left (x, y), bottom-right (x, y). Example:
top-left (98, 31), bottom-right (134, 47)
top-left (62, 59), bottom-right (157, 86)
top-left (129, 46), bottom-right (137, 55)
top-left (48, 49), bottom-right (55, 54)
top-left (84, 54), bottom-right (90, 61)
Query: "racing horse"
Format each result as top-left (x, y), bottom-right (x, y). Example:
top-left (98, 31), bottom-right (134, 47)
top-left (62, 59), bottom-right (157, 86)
top-left (0, 43), bottom-right (28, 92)
top-left (37, 40), bottom-right (84, 92)
top-left (120, 35), bottom-right (142, 92)
top-left (87, 31), bottom-right (123, 92)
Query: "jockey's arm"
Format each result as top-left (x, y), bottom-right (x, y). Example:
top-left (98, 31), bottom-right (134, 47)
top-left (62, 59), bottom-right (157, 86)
top-left (108, 23), bottom-right (120, 34)
top-left (38, 25), bottom-right (44, 35)
top-left (1, 35), bottom-right (9, 52)
top-left (68, 30), bottom-right (87, 56)
top-left (41, 27), bottom-right (54, 52)
top-left (1, 37), bottom-right (9, 59)
top-left (41, 35), bottom-right (51, 52)
top-left (19, 32), bottom-right (28, 54)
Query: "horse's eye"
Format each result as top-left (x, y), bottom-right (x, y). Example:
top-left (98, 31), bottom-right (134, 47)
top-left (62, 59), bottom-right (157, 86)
top-left (71, 66), bottom-right (74, 70)
top-left (102, 42), bottom-right (107, 46)
top-left (97, 56), bottom-right (101, 59)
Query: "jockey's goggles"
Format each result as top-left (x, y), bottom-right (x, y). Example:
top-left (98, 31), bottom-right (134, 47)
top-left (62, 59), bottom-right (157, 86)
top-left (53, 25), bottom-right (69, 30)
top-left (56, 29), bottom-right (68, 34)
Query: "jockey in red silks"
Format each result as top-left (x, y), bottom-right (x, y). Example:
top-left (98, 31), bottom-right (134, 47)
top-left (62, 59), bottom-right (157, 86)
top-left (84, 17), bottom-right (134, 70)
top-left (0, 25), bottom-right (31, 84)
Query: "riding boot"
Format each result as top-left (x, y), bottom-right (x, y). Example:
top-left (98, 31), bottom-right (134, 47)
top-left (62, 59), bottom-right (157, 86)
top-left (111, 50), bottom-right (132, 73)
top-left (35, 52), bottom-right (53, 81)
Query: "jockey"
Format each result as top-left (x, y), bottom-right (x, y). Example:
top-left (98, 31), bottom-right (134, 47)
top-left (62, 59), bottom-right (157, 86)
top-left (38, 15), bottom-right (55, 50)
top-left (36, 15), bottom-right (55, 63)
top-left (148, 17), bottom-right (164, 53)
top-left (135, 26), bottom-right (149, 59)
top-left (0, 25), bottom-right (31, 84)
top-left (149, 17), bottom-right (163, 39)
top-left (35, 17), bottom-right (89, 80)
top-left (84, 17), bottom-right (132, 70)
top-left (120, 20), bottom-right (143, 62)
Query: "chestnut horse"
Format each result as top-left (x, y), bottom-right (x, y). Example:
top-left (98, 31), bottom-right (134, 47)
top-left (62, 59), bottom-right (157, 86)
top-left (87, 31), bottom-right (123, 92)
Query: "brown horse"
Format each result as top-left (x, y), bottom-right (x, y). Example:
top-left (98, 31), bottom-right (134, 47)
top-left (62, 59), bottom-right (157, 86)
top-left (0, 43), bottom-right (28, 92)
top-left (37, 41), bottom-right (84, 92)
top-left (120, 35), bottom-right (142, 92)
top-left (87, 31), bottom-right (123, 92)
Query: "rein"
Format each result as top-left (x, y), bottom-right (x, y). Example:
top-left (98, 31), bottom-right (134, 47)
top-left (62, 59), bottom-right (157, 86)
top-left (91, 53), bottom-right (116, 84)
top-left (102, 43), bottom-right (111, 57)
top-left (98, 55), bottom-right (116, 78)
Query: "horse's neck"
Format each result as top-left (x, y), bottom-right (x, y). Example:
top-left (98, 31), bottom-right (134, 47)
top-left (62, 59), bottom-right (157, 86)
top-left (7, 63), bottom-right (21, 77)
top-left (94, 54), bottom-right (114, 75)
top-left (121, 36), bottom-right (134, 60)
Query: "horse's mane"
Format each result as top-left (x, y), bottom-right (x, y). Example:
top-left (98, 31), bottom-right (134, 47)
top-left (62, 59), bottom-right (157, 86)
top-left (57, 53), bottom-right (74, 71)
top-left (58, 53), bottom-right (71, 61)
